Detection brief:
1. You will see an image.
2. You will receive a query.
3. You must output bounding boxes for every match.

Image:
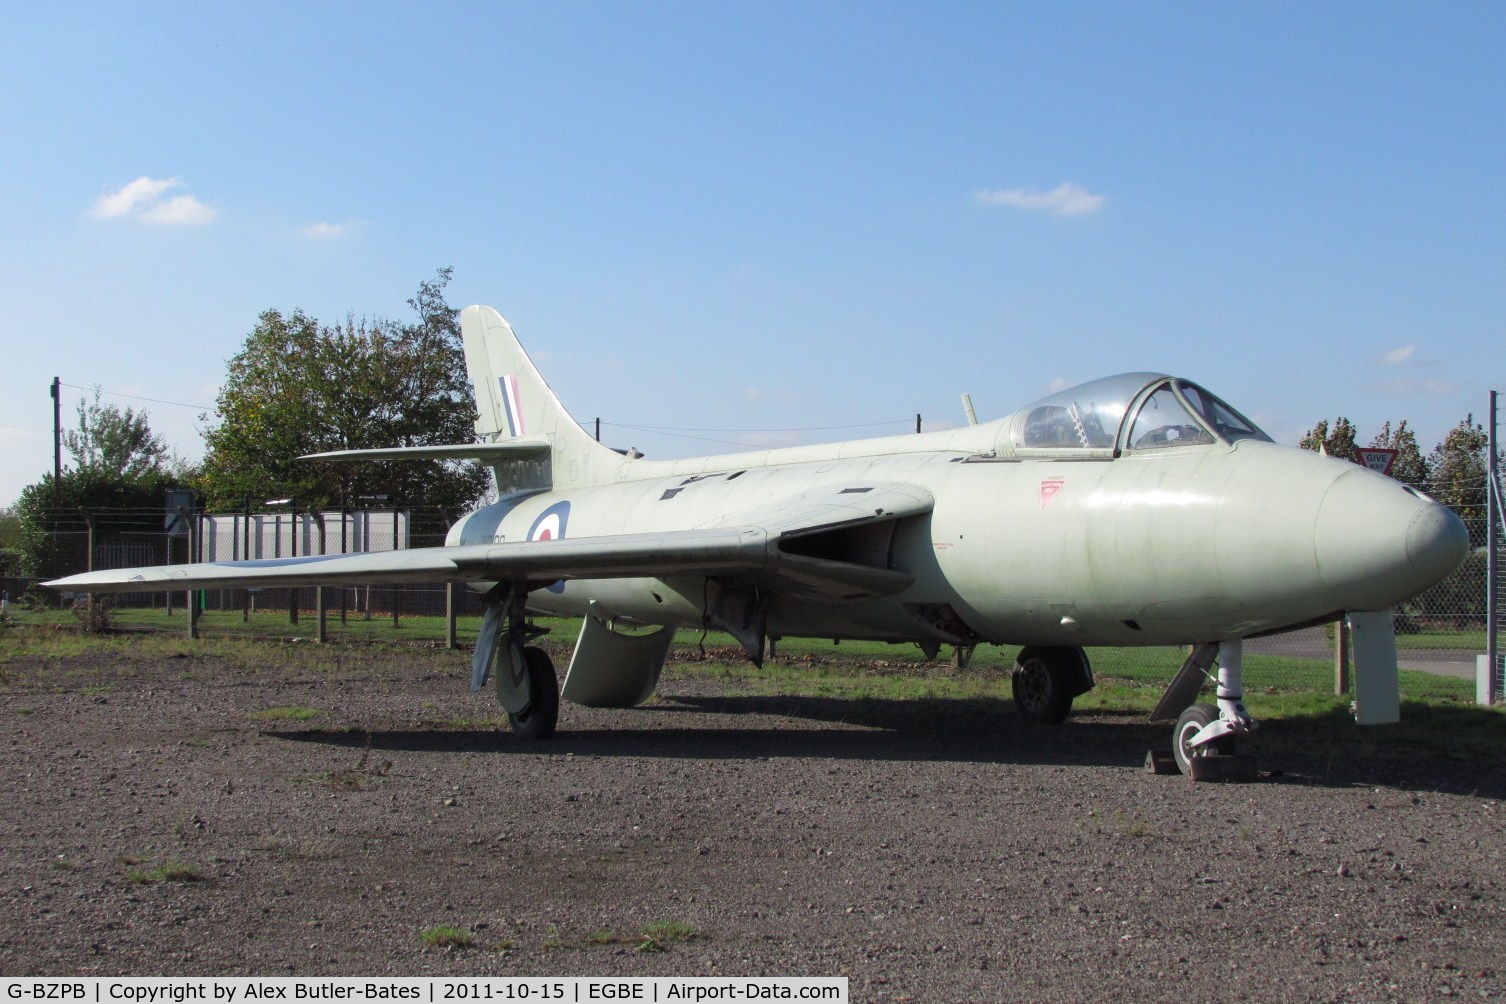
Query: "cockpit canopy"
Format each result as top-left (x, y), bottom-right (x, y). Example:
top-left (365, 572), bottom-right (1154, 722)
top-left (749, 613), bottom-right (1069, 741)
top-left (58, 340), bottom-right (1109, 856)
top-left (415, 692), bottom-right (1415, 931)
top-left (1007, 373), bottom-right (1270, 455)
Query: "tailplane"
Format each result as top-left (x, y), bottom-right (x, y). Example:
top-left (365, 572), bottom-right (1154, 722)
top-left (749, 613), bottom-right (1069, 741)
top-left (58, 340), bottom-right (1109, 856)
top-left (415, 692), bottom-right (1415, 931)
top-left (461, 305), bottom-right (620, 491)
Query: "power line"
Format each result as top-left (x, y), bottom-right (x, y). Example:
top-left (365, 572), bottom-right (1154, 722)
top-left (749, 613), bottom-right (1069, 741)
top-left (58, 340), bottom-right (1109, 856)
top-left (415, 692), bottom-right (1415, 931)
top-left (600, 419), bottom-right (915, 450)
top-left (59, 382), bottom-right (213, 412)
top-left (605, 418), bottom-right (909, 433)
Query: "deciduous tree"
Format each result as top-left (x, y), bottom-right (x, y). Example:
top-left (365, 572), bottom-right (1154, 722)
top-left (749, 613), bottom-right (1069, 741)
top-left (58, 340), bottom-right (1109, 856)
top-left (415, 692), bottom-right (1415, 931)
top-left (1298, 417), bottom-right (1359, 462)
top-left (1428, 416), bottom-right (1489, 547)
top-left (196, 269), bottom-right (489, 529)
top-left (64, 388), bottom-right (174, 479)
top-left (1369, 419), bottom-right (1429, 491)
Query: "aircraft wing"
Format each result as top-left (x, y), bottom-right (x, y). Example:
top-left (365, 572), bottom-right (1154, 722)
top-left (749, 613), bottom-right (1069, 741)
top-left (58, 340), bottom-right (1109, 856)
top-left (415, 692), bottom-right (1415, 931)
top-left (46, 482), bottom-right (935, 602)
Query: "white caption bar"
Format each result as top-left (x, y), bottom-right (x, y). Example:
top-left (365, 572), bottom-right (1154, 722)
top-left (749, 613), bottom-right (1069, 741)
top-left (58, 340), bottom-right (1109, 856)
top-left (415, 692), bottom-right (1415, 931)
top-left (2, 980), bottom-right (848, 1004)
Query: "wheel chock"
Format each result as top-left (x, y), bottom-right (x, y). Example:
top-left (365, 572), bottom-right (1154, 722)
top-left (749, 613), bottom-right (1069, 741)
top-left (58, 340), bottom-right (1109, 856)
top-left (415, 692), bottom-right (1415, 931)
top-left (1188, 754), bottom-right (1259, 783)
top-left (1144, 749), bottom-right (1180, 775)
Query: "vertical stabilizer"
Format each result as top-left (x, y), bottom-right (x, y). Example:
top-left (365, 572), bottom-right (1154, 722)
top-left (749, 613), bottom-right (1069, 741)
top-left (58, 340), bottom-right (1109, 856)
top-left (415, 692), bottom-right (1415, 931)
top-left (461, 305), bottom-right (619, 490)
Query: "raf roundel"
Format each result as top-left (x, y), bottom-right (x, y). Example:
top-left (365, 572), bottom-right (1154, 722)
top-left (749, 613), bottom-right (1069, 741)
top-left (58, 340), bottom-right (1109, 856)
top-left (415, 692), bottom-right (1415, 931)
top-left (526, 501), bottom-right (571, 593)
top-left (528, 501), bottom-right (571, 542)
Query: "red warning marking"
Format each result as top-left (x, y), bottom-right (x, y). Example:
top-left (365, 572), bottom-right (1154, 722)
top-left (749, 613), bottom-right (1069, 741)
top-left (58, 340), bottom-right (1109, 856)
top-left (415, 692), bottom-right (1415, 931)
top-left (1040, 476), bottom-right (1066, 508)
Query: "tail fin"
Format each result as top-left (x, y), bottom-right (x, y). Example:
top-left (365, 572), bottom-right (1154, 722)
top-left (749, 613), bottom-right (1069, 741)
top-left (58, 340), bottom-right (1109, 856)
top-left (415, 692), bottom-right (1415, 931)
top-left (461, 305), bottom-right (619, 491)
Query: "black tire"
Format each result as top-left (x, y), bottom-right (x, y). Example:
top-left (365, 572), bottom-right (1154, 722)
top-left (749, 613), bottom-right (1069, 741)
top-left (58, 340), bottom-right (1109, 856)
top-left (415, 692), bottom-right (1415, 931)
top-left (1011, 647), bottom-right (1076, 724)
top-left (1172, 703), bottom-right (1232, 775)
top-left (508, 646), bottom-right (559, 741)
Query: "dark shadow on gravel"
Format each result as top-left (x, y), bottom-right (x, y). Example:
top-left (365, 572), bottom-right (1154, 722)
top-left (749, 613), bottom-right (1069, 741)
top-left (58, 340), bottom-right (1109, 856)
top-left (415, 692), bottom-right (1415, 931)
top-left (263, 692), bottom-right (1505, 798)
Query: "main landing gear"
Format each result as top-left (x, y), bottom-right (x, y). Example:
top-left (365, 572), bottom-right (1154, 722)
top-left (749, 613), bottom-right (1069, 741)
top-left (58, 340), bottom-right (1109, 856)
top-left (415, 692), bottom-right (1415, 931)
top-left (471, 587), bottom-right (560, 740)
top-left (1147, 640), bottom-right (1259, 781)
top-left (1011, 646), bottom-right (1095, 724)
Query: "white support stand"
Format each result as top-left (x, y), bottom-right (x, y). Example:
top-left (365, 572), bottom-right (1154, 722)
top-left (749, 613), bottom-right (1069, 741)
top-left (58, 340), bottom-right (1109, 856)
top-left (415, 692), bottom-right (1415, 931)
top-left (1349, 610), bottom-right (1400, 725)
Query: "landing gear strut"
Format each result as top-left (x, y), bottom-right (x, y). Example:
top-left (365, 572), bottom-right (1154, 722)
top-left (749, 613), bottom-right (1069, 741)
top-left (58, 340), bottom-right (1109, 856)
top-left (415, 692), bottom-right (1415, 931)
top-left (471, 586), bottom-right (559, 740)
top-left (1148, 640), bottom-right (1258, 780)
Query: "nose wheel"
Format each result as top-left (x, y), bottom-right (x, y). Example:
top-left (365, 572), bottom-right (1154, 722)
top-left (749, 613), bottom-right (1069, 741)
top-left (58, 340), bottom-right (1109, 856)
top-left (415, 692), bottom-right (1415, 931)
top-left (1172, 704), bottom-right (1233, 773)
top-left (1147, 641), bottom-right (1260, 781)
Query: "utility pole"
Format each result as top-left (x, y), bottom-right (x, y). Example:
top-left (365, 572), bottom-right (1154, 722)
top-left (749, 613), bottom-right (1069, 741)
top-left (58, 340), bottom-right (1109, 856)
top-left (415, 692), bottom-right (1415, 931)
top-left (50, 377), bottom-right (62, 506)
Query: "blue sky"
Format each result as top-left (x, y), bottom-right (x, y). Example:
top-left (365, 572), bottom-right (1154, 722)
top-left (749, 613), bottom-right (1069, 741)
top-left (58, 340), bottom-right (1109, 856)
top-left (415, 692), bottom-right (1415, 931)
top-left (2, 2), bottom-right (1502, 506)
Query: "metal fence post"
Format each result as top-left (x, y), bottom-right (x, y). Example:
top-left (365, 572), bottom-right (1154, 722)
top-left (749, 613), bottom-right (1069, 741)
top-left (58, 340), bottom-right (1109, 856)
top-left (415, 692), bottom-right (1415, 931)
top-left (183, 506), bottom-right (199, 640)
top-left (316, 511), bottom-right (327, 644)
top-left (1487, 390), bottom-right (1500, 704)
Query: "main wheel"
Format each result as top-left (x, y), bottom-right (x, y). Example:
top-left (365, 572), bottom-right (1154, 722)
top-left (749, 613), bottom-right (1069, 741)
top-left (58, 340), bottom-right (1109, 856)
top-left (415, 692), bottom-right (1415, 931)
top-left (1172, 703), bottom-right (1232, 775)
top-left (508, 646), bottom-right (559, 741)
top-left (1011, 647), bottom-right (1076, 724)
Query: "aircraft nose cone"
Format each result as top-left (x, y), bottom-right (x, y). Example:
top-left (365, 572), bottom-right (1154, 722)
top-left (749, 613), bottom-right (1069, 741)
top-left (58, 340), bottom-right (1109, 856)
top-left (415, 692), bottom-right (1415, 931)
top-left (1314, 470), bottom-right (1469, 610)
top-left (1405, 495), bottom-right (1471, 586)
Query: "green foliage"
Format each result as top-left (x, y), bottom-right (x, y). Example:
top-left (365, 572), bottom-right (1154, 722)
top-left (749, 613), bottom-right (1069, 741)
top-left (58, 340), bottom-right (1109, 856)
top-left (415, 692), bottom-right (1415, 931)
top-left (13, 385), bottom-right (189, 581)
top-left (1428, 416), bottom-right (1490, 547)
top-left (15, 468), bottom-right (183, 580)
top-left (71, 595), bottom-right (113, 633)
top-left (124, 861), bottom-right (205, 884)
top-left (65, 387), bottom-right (174, 479)
top-left (0, 505), bottom-right (20, 577)
top-left (1369, 419), bottom-right (1430, 491)
top-left (418, 925), bottom-right (475, 949)
top-left (197, 268), bottom-right (490, 530)
top-left (1298, 417), bottom-right (1359, 461)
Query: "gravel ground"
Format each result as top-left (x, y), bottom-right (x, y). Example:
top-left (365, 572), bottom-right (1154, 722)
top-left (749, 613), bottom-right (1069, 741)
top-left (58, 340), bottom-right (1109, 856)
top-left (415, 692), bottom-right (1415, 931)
top-left (1, 637), bottom-right (1503, 1001)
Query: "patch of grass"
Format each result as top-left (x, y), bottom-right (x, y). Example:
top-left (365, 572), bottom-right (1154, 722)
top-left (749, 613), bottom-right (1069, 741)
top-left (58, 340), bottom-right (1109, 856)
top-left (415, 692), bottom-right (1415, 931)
top-left (125, 861), bottom-right (206, 884)
top-left (250, 836), bottom-right (341, 861)
top-left (418, 925), bottom-right (475, 949)
top-left (638, 920), bottom-right (698, 952)
top-left (251, 705), bottom-right (322, 721)
top-left (1395, 629), bottom-right (1487, 651)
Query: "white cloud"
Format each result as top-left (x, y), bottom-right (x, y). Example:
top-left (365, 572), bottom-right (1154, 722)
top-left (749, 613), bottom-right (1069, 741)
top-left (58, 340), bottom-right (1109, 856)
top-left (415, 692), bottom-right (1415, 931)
top-left (1046, 376), bottom-right (1071, 392)
top-left (1380, 344), bottom-right (1416, 365)
top-left (0, 426), bottom-right (32, 447)
top-left (92, 177), bottom-right (216, 226)
top-left (301, 221), bottom-right (356, 239)
top-left (140, 195), bottom-right (215, 226)
top-left (976, 183), bottom-right (1106, 217)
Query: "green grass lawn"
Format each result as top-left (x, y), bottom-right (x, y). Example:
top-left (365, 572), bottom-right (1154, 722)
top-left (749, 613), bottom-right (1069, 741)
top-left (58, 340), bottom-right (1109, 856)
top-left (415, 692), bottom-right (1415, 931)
top-left (6, 600), bottom-right (1484, 709)
top-left (3, 607), bottom-right (1501, 762)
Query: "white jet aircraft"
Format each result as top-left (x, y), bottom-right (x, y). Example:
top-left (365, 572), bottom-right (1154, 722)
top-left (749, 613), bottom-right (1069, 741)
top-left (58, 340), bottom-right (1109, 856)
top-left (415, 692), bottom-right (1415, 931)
top-left (49, 306), bottom-right (1470, 775)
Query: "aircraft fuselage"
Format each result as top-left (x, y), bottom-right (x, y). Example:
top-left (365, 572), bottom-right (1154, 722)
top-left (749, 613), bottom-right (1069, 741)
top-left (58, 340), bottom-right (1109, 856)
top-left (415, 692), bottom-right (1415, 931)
top-left (450, 437), bottom-right (1465, 650)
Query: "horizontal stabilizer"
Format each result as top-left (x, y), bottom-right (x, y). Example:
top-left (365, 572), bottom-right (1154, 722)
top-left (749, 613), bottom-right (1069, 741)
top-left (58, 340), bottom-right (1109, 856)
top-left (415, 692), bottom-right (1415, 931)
top-left (300, 440), bottom-right (551, 463)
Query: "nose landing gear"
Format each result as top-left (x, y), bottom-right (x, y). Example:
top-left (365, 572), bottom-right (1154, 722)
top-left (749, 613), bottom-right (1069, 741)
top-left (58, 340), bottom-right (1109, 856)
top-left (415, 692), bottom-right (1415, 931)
top-left (1148, 640), bottom-right (1259, 781)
